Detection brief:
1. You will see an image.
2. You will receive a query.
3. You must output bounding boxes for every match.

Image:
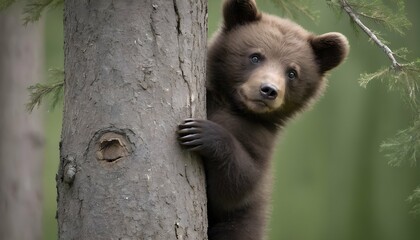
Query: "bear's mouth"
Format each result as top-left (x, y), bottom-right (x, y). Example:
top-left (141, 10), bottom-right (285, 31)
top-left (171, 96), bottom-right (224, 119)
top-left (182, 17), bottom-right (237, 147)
top-left (238, 88), bottom-right (274, 112)
top-left (252, 99), bottom-right (269, 107)
top-left (238, 87), bottom-right (288, 114)
top-left (247, 98), bottom-right (276, 113)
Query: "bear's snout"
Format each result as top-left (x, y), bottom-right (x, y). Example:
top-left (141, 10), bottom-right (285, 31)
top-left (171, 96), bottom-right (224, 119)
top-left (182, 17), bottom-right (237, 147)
top-left (260, 83), bottom-right (278, 100)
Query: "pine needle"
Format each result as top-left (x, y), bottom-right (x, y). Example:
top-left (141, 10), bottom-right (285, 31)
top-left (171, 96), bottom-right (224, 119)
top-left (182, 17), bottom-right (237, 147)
top-left (333, 0), bottom-right (420, 214)
top-left (359, 60), bottom-right (420, 108)
top-left (381, 118), bottom-right (420, 167)
top-left (330, 0), bottom-right (411, 35)
top-left (0, 0), bottom-right (16, 10)
top-left (269, 0), bottom-right (319, 21)
top-left (22, 0), bottom-right (63, 24)
top-left (26, 68), bottom-right (64, 112)
top-left (408, 187), bottom-right (420, 214)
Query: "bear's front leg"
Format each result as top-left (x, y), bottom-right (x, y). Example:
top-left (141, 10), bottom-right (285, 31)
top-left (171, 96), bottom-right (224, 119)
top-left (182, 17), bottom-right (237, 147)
top-left (177, 118), bottom-right (262, 209)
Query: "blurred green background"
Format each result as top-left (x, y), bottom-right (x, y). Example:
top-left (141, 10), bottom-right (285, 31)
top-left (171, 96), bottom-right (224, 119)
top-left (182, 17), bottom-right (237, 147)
top-left (42, 1), bottom-right (420, 239)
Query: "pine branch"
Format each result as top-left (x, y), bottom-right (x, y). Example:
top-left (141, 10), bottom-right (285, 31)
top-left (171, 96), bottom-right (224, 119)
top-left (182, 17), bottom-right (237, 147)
top-left (331, 0), bottom-right (420, 214)
top-left (0, 0), bottom-right (16, 10)
top-left (269, 0), bottom-right (319, 21)
top-left (1, 0), bottom-right (63, 23)
top-left (328, 0), bottom-right (411, 34)
top-left (22, 0), bottom-right (63, 24)
top-left (408, 187), bottom-right (420, 214)
top-left (381, 117), bottom-right (420, 167)
top-left (339, 0), bottom-right (420, 108)
top-left (26, 68), bottom-right (64, 112)
top-left (359, 59), bottom-right (420, 108)
top-left (339, 0), bottom-right (401, 69)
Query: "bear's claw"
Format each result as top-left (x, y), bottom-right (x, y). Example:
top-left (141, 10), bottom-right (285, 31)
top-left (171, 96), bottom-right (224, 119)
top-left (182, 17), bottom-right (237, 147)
top-left (177, 119), bottom-right (205, 151)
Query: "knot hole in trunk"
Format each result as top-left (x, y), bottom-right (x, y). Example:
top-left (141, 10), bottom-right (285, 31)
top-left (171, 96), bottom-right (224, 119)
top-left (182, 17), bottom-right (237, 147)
top-left (96, 132), bottom-right (131, 164)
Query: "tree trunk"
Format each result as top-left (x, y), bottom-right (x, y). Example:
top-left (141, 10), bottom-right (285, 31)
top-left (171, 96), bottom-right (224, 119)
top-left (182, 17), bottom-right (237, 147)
top-left (57, 1), bottom-right (208, 239)
top-left (0, 3), bottom-right (44, 240)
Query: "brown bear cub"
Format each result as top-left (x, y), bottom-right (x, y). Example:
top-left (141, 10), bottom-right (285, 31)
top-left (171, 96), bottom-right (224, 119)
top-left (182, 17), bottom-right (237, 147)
top-left (178, 0), bottom-right (349, 239)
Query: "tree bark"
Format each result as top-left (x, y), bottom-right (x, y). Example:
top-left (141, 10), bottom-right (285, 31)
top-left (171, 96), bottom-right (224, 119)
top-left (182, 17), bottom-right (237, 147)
top-left (0, 3), bottom-right (44, 240)
top-left (58, 1), bottom-right (208, 239)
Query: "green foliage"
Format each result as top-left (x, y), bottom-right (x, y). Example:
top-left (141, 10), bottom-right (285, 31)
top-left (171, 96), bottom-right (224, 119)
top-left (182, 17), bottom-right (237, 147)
top-left (381, 118), bottom-right (420, 167)
top-left (27, 68), bottom-right (64, 112)
top-left (329, 0), bottom-right (420, 214)
top-left (268, 0), bottom-right (419, 214)
top-left (0, 0), bottom-right (65, 111)
top-left (266, 0), bottom-right (319, 21)
top-left (22, 0), bottom-right (63, 24)
top-left (328, 0), bottom-right (411, 35)
top-left (408, 187), bottom-right (420, 214)
top-left (0, 0), bottom-right (16, 11)
top-left (0, 0), bottom-right (63, 24)
top-left (360, 59), bottom-right (420, 108)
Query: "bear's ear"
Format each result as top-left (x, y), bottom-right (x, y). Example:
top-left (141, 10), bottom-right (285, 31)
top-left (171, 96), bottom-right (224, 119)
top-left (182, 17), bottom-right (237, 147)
top-left (223, 0), bottom-right (262, 31)
top-left (310, 32), bottom-right (349, 74)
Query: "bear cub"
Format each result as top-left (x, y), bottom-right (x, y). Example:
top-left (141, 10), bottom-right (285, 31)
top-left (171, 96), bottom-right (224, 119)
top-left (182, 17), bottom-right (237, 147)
top-left (178, 0), bottom-right (349, 239)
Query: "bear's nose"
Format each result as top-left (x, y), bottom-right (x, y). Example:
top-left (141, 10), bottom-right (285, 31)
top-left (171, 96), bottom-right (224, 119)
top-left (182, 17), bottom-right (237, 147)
top-left (260, 83), bottom-right (278, 100)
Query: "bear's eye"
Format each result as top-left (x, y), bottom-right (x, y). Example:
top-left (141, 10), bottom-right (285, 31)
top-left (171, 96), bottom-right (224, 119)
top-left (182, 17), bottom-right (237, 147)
top-left (249, 53), bottom-right (262, 64)
top-left (287, 69), bottom-right (298, 80)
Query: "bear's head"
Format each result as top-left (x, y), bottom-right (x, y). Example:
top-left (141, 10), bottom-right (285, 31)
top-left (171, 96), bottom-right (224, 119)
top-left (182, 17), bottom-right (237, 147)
top-left (207, 0), bottom-right (349, 123)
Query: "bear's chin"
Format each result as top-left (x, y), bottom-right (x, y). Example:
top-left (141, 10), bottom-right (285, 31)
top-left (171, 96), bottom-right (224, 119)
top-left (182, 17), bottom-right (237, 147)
top-left (237, 89), bottom-right (282, 114)
top-left (245, 100), bottom-right (280, 114)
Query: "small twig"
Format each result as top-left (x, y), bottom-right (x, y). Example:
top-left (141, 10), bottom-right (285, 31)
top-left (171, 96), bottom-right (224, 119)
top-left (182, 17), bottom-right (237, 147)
top-left (26, 80), bottom-right (64, 112)
top-left (340, 0), bottom-right (401, 70)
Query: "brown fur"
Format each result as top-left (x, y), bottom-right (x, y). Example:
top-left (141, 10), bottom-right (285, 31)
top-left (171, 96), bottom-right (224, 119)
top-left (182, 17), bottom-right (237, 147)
top-left (178, 1), bottom-right (349, 239)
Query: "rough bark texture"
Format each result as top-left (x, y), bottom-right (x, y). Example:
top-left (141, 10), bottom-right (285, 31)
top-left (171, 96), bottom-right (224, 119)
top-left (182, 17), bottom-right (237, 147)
top-left (0, 3), bottom-right (44, 240)
top-left (58, 0), bottom-right (208, 239)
